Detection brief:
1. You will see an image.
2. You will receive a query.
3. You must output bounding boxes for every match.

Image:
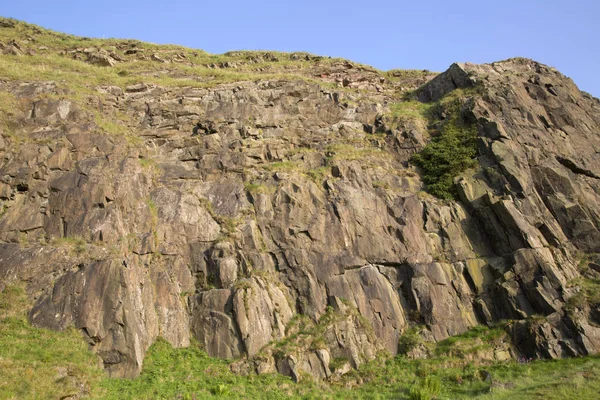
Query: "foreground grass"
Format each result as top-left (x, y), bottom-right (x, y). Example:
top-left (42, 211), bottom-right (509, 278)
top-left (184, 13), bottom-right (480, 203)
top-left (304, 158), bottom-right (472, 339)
top-left (105, 344), bottom-right (600, 400)
top-left (2, 285), bottom-right (600, 399)
top-left (0, 286), bottom-right (104, 400)
top-left (99, 339), bottom-right (325, 400)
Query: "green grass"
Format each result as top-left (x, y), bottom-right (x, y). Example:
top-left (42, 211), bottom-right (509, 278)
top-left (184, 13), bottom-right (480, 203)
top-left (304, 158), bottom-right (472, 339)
top-left (2, 286), bottom-right (600, 399)
top-left (0, 286), bottom-right (105, 400)
top-left (98, 338), bottom-right (323, 400)
top-left (0, 52), bottom-right (266, 92)
top-left (99, 344), bottom-right (600, 400)
top-left (50, 236), bottom-right (88, 255)
top-left (409, 376), bottom-right (442, 400)
top-left (340, 354), bottom-right (600, 400)
top-left (0, 18), bottom-right (353, 98)
top-left (386, 69), bottom-right (433, 79)
top-left (566, 276), bottom-right (600, 311)
top-left (389, 100), bottom-right (433, 122)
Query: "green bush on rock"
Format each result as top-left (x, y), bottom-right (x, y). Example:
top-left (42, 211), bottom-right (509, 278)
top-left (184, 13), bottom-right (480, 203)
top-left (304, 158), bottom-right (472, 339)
top-left (411, 100), bottom-right (478, 200)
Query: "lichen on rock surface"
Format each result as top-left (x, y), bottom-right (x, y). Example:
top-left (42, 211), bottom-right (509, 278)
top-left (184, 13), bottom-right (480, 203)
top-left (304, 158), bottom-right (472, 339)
top-left (1, 19), bottom-right (600, 380)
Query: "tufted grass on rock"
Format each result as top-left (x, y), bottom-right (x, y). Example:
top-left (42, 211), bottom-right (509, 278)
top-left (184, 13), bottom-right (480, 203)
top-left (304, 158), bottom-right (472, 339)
top-left (389, 100), bottom-right (433, 122)
top-left (50, 236), bottom-right (88, 255)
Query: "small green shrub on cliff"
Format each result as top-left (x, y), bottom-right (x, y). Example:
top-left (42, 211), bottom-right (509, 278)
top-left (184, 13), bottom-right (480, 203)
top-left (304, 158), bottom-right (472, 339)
top-left (411, 102), bottom-right (478, 200)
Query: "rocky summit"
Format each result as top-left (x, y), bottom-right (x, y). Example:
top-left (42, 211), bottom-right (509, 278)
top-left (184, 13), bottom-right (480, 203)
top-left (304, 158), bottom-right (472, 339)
top-left (1, 18), bottom-right (600, 385)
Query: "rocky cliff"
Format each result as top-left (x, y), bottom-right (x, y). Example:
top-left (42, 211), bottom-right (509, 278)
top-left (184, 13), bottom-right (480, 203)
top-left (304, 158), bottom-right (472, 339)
top-left (1, 19), bottom-right (600, 380)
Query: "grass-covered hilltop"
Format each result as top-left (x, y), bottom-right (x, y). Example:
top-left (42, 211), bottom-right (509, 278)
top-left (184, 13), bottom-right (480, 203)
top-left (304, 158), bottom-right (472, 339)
top-left (1, 17), bottom-right (600, 399)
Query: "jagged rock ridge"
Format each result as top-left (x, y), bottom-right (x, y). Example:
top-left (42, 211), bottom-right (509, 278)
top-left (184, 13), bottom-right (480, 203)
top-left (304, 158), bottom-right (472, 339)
top-left (1, 20), bottom-right (600, 379)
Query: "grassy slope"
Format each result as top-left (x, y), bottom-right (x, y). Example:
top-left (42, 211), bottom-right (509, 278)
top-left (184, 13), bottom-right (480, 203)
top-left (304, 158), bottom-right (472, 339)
top-left (0, 17), bottom-right (377, 95)
top-left (0, 286), bottom-right (105, 399)
top-left (2, 286), bottom-right (599, 400)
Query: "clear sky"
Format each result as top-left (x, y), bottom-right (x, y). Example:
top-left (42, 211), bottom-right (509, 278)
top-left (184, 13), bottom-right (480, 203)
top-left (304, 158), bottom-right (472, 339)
top-left (2, 0), bottom-right (599, 97)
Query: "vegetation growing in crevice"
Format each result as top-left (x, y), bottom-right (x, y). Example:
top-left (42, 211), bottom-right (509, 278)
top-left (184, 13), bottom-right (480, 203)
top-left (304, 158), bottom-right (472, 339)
top-left (244, 181), bottom-right (276, 195)
top-left (566, 276), bottom-right (600, 311)
top-left (305, 166), bottom-right (330, 184)
top-left (325, 142), bottom-right (392, 163)
top-left (256, 304), bottom-right (377, 368)
top-left (50, 235), bottom-right (88, 255)
top-left (411, 95), bottom-right (479, 200)
top-left (268, 306), bottom-right (344, 360)
top-left (389, 100), bottom-right (433, 123)
top-left (0, 90), bottom-right (19, 118)
top-left (145, 198), bottom-right (160, 250)
top-left (0, 90), bottom-right (23, 146)
top-left (565, 253), bottom-right (600, 312)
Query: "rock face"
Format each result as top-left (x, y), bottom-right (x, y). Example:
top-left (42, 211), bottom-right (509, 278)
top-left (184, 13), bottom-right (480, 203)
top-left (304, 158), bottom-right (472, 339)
top-left (1, 22), bottom-right (600, 379)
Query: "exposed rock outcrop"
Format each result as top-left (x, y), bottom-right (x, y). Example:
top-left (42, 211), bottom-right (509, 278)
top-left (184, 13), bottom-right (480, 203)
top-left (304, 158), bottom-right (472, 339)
top-left (1, 20), bottom-right (600, 380)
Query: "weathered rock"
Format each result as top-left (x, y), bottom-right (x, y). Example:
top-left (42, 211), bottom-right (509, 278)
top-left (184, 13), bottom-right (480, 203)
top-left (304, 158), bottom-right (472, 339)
top-left (86, 51), bottom-right (117, 67)
top-left (327, 265), bottom-right (406, 353)
top-left (0, 47), bottom-right (599, 380)
top-left (233, 276), bottom-right (294, 356)
top-left (191, 289), bottom-right (243, 359)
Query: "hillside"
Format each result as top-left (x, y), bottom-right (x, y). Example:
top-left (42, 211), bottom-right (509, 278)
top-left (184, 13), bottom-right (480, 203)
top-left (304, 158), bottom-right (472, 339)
top-left (1, 17), bottom-right (600, 399)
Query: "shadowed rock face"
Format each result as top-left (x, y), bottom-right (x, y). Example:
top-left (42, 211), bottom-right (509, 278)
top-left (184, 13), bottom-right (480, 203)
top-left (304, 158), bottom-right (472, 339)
top-left (1, 51), bottom-right (600, 379)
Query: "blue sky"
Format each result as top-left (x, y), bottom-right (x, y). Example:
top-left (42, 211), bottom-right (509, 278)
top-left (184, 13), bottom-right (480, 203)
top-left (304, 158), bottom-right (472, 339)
top-left (3, 1), bottom-right (599, 97)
